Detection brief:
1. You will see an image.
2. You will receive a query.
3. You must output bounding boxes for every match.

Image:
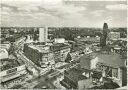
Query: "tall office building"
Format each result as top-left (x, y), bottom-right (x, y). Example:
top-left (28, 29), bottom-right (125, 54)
top-left (100, 23), bottom-right (108, 47)
top-left (39, 27), bottom-right (48, 42)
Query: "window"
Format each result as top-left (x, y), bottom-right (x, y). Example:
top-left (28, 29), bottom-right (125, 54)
top-left (112, 68), bottom-right (118, 78)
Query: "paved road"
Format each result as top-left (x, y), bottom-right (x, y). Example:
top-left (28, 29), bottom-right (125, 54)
top-left (25, 60), bottom-right (80, 89)
top-left (26, 70), bottom-right (59, 89)
top-left (33, 76), bottom-right (56, 89)
top-left (12, 37), bottom-right (54, 89)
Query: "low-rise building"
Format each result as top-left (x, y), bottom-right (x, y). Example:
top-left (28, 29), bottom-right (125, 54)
top-left (74, 36), bottom-right (100, 44)
top-left (79, 52), bottom-right (127, 87)
top-left (54, 38), bottom-right (65, 43)
top-left (50, 43), bottom-right (71, 62)
top-left (0, 57), bottom-right (26, 88)
top-left (108, 32), bottom-right (120, 41)
top-left (61, 68), bottom-right (87, 89)
top-left (0, 43), bottom-right (11, 51)
top-left (0, 49), bottom-right (9, 60)
top-left (0, 45), bottom-right (26, 88)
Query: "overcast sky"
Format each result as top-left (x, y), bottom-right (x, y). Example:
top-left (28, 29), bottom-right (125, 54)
top-left (0, 0), bottom-right (127, 27)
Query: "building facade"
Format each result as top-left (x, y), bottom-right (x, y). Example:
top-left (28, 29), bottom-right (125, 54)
top-left (39, 27), bottom-right (48, 42)
top-left (23, 43), bottom-right (54, 67)
top-left (50, 43), bottom-right (71, 62)
top-left (23, 43), bottom-right (71, 67)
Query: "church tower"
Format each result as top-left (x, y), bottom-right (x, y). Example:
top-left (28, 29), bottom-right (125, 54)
top-left (100, 23), bottom-right (108, 47)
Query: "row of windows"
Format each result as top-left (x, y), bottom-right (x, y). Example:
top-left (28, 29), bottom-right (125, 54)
top-left (96, 63), bottom-right (118, 78)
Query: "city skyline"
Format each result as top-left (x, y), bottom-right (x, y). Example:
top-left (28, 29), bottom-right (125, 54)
top-left (0, 0), bottom-right (127, 27)
top-left (0, 1), bottom-right (127, 88)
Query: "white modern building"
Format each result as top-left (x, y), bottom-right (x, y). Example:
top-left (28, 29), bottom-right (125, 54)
top-left (39, 27), bottom-right (48, 42)
top-left (54, 38), bottom-right (65, 43)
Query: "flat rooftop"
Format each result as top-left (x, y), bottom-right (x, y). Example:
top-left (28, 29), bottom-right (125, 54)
top-left (29, 44), bottom-right (50, 53)
top-left (50, 43), bottom-right (71, 51)
top-left (94, 52), bottom-right (125, 68)
top-left (28, 43), bottom-right (70, 53)
top-left (75, 37), bottom-right (100, 42)
top-left (80, 51), bottom-right (125, 68)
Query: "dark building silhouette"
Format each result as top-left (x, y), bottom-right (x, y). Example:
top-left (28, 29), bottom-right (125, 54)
top-left (100, 23), bottom-right (108, 47)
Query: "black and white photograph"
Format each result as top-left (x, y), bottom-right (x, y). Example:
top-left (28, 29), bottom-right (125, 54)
top-left (0, 0), bottom-right (127, 89)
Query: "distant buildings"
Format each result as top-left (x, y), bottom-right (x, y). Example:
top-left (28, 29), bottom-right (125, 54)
top-left (75, 36), bottom-right (100, 44)
top-left (73, 36), bottom-right (100, 54)
top-left (108, 32), bottom-right (120, 41)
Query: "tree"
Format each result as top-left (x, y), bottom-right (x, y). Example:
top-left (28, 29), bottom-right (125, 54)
top-left (65, 53), bottom-right (72, 63)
